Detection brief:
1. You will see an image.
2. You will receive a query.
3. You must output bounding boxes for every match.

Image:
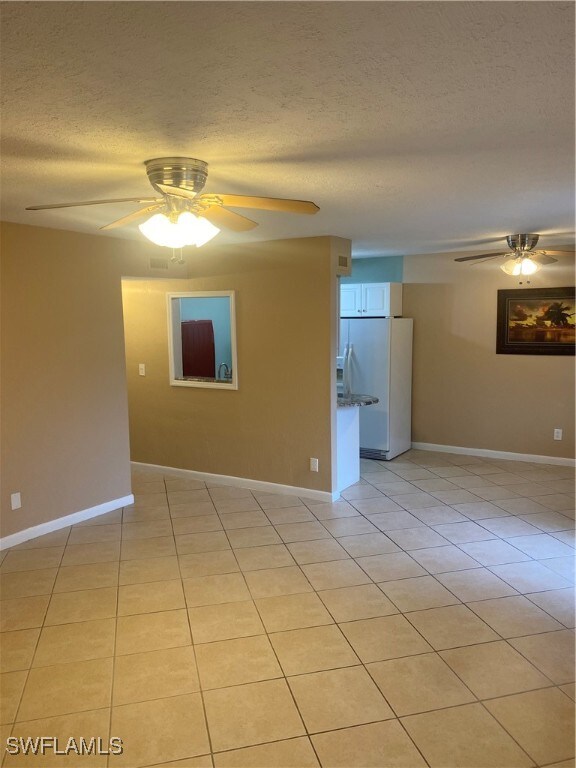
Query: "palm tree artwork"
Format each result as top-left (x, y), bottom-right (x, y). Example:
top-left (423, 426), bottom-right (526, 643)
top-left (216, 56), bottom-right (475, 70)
top-left (505, 294), bottom-right (575, 349)
top-left (539, 301), bottom-right (574, 328)
top-left (497, 288), bottom-right (575, 355)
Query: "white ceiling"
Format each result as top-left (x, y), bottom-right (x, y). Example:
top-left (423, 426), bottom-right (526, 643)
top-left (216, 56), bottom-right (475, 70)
top-left (1, 1), bottom-right (574, 257)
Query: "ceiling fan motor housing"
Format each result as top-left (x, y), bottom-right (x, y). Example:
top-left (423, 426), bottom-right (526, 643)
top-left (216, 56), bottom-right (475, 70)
top-left (145, 157), bottom-right (208, 195)
top-left (507, 233), bottom-right (540, 252)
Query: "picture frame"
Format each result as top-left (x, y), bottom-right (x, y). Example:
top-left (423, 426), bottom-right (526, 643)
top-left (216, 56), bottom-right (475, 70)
top-left (496, 286), bottom-right (575, 355)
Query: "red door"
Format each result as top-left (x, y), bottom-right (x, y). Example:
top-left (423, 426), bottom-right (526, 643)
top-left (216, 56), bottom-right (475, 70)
top-left (181, 320), bottom-right (216, 377)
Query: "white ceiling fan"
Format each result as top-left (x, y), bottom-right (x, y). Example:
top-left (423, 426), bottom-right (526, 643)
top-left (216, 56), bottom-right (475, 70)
top-left (26, 157), bottom-right (320, 248)
top-left (454, 234), bottom-right (574, 275)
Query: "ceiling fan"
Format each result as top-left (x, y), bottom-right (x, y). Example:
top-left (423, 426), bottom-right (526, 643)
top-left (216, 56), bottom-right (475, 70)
top-left (26, 157), bottom-right (320, 249)
top-left (454, 234), bottom-right (574, 276)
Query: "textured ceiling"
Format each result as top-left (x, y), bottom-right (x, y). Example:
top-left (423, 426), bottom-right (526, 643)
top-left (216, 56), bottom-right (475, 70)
top-left (1, 1), bottom-right (574, 257)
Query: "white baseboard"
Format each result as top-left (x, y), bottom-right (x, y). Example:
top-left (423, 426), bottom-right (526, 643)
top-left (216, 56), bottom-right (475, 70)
top-left (0, 494), bottom-right (134, 551)
top-left (411, 442), bottom-right (576, 468)
top-left (132, 462), bottom-right (338, 502)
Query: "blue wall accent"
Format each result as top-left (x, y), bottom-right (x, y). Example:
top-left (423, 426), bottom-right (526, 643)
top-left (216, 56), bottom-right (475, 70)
top-left (180, 297), bottom-right (232, 374)
top-left (341, 255), bottom-right (403, 284)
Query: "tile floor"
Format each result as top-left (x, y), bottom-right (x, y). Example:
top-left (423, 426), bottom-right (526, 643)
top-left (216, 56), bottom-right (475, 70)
top-left (0, 450), bottom-right (574, 767)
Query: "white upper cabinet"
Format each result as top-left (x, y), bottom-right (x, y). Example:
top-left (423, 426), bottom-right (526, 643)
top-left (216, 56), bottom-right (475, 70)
top-left (340, 282), bottom-right (403, 317)
top-left (340, 284), bottom-right (363, 316)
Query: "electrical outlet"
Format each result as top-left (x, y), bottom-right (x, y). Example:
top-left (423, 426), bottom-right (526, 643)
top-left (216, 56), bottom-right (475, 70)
top-left (553, 428), bottom-right (563, 441)
top-left (10, 492), bottom-right (22, 510)
top-left (309, 457), bottom-right (319, 472)
top-left (138, 363), bottom-right (146, 376)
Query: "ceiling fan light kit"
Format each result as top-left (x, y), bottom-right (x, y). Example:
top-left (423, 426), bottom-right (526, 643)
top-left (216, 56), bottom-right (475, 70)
top-left (500, 255), bottom-right (541, 276)
top-left (25, 157), bottom-right (320, 250)
top-left (139, 211), bottom-right (220, 249)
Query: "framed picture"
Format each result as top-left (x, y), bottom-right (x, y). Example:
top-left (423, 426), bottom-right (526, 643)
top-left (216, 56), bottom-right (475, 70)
top-left (496, 286), bottom-right (575, 355)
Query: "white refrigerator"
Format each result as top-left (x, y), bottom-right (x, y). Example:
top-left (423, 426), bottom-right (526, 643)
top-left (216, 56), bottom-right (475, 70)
top-left (340, 317), bottom-right (413, 460)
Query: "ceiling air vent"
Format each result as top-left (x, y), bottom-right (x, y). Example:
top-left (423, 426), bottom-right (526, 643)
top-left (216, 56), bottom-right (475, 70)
top-left (149, 257), bottom-right (169, 270)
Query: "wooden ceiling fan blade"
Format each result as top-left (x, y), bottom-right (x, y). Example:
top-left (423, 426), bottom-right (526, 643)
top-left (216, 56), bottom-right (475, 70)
top-left (26, 196), bottom-right (160, 211)
top-left (454, 252), bottom-right (508, 262)
top-left (202, 205), bottom-right (258, 232)
top-left (157, 184), bottom-right (198, 201)
top-left (540, 249), bottom-right (574, 256)
top-left (208, 194), bottom-right (319, 215)
top-left (100, 204), bottom-right (164, 231)
top-left (470, 255), bottom-right (502, 266)
top-left (532, 254), bottom-right (559, 265)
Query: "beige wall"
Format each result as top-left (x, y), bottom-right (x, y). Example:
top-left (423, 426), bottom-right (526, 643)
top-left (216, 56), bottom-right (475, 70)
top-left (121, 237), bottom-right (339, 492)
top-left (0, 222), bottom-right (188, 538)
top-left (403, 252), bottom-right (575, 459)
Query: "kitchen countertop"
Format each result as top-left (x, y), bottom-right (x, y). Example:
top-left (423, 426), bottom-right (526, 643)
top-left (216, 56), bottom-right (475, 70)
top-left (337, 394), bottom-right (379, 408)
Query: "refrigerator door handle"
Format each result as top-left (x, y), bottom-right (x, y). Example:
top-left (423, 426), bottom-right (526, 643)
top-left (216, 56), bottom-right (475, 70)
top-left (343, 343), bottom-right (353, 398)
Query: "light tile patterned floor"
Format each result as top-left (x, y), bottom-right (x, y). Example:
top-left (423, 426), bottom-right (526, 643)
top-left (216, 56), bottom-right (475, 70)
top-left (1, 450), bottom-right (575, 767)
